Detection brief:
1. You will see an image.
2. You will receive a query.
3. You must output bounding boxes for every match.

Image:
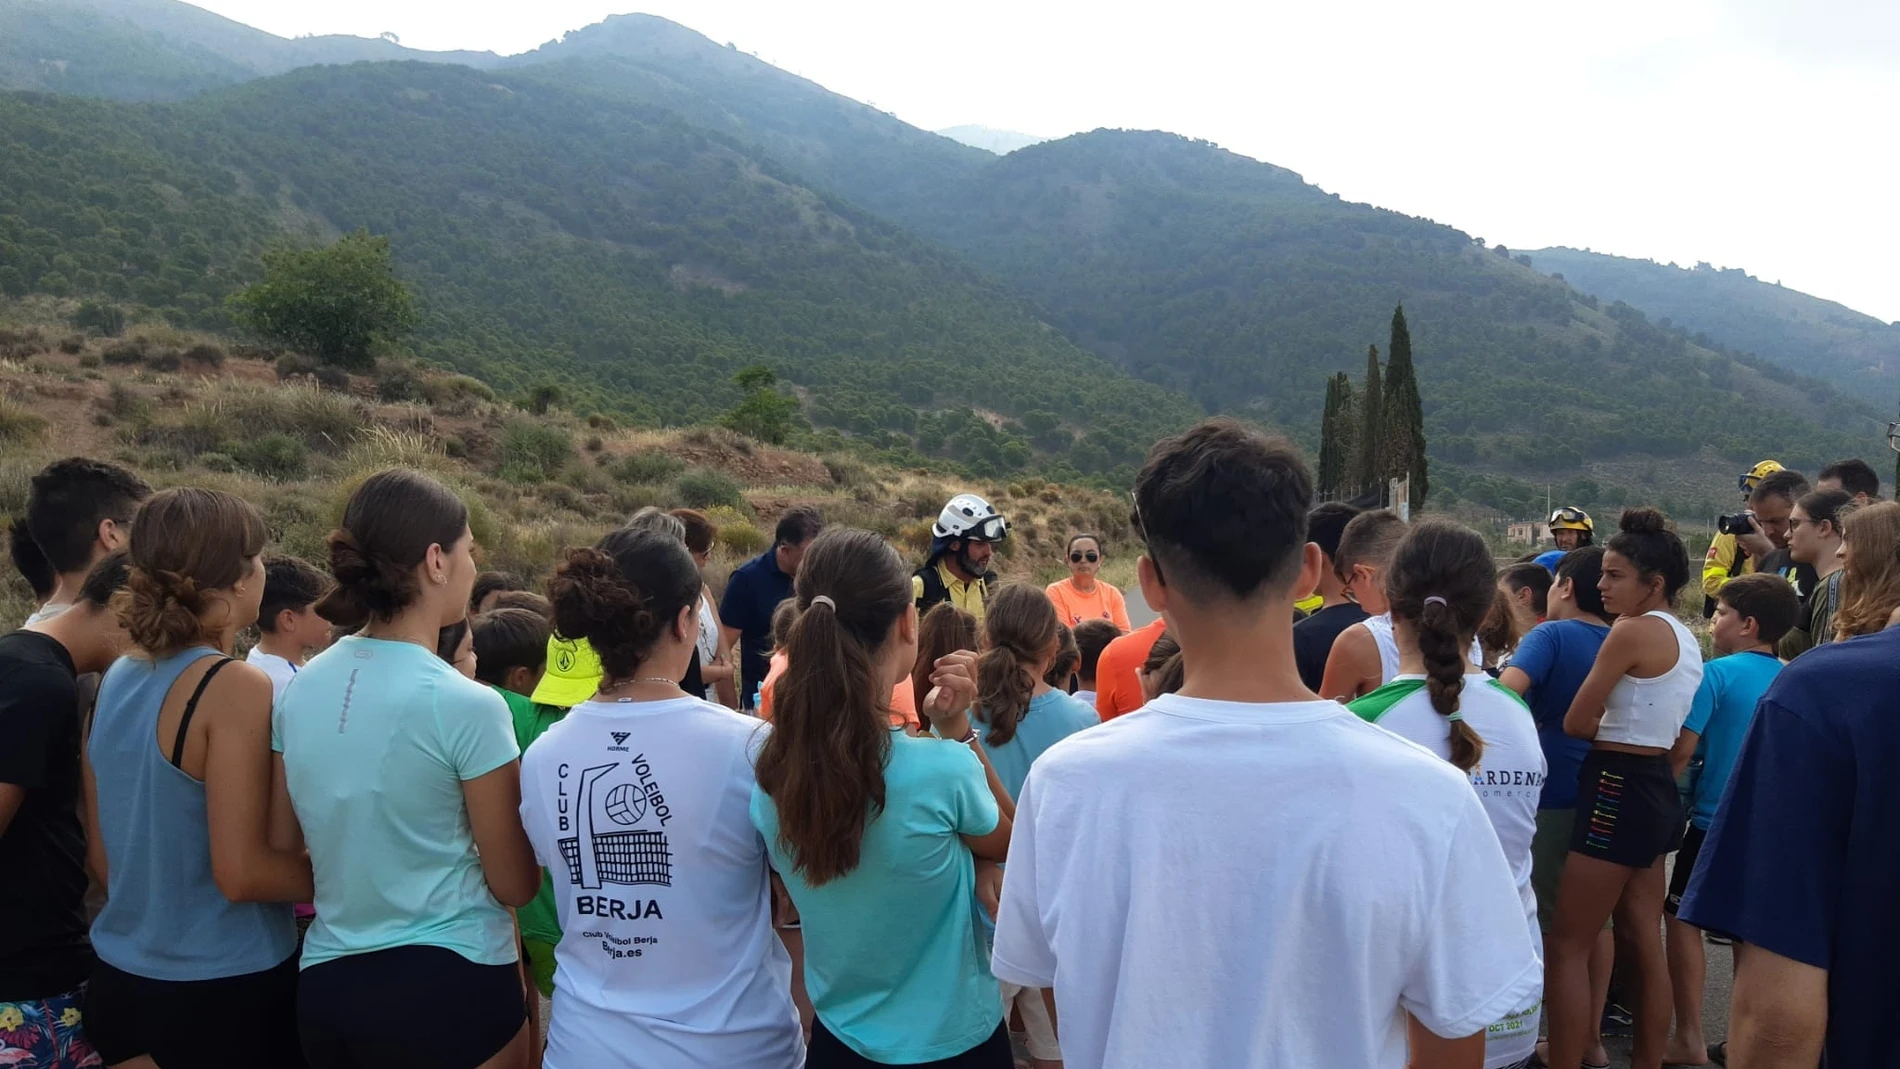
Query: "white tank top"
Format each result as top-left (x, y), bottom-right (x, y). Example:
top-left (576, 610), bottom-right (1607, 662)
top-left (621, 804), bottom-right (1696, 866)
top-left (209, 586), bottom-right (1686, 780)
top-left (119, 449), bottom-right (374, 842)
top-left (1598, 610), bottom-right (1704, 748)
top-left (1361, 613), bottom-right (1485, 686)
top-left (696, 592), bottom-right (721, 701)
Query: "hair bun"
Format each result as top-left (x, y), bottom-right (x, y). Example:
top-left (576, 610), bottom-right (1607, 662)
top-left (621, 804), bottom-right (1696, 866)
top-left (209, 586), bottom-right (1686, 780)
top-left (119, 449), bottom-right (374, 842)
top-left (320, 528), bottom-right (419, 626)
top-left (549, 546), bottom-right (652, 649)
top-left (1619, 507), bottom-right (1667, 535)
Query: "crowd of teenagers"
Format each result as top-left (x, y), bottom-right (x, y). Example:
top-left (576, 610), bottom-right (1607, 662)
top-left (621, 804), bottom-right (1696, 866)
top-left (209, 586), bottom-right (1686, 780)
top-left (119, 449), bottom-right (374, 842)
top-left (1, 436), bottom-right (1895, 1069)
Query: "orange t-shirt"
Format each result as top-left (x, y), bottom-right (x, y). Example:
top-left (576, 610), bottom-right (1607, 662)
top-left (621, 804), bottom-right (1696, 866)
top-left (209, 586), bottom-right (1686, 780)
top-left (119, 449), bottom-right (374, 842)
top-left (1044, 579), bottom-right (1133, 632)
top-left (1094, 618), bottom-right (1167, 720)
top-left (758, 650), bottom-right (918, 728)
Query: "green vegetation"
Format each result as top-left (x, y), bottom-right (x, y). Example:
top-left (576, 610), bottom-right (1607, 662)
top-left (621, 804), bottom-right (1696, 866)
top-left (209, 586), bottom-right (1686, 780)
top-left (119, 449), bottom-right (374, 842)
top-left (227, 231), bottom-right (415, 369)
top-left (1381, 307), bottom-right (1427, 510)
top-left (720, 365), bottom-right (801, 445)
top-left (1358, 346), bottom-right (1383, 496)
top-left (1524, 248), bottom-right (1900, 400)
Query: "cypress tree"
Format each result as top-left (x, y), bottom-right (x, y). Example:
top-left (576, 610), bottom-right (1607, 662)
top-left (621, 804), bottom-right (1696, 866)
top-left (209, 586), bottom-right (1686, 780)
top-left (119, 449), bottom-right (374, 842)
top-left (1317, 374), bottom-right (1343, 496)
top-left (1357, 345), bottom-right (1382, 496)
top-left (1334, 373), bottom-right (1359, 493)
top-left (1381, 304), bottom-right (1429, 509)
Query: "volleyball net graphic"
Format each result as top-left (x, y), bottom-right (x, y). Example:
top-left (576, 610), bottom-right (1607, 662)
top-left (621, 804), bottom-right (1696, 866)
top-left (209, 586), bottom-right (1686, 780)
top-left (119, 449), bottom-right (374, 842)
top-left (558, 830), bottom-right (673, 887)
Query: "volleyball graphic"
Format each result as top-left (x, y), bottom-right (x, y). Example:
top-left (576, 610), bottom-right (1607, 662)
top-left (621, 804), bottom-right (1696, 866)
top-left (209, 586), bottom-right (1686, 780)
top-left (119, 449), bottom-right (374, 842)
top-left (603, 782), bottom-right (645, 826)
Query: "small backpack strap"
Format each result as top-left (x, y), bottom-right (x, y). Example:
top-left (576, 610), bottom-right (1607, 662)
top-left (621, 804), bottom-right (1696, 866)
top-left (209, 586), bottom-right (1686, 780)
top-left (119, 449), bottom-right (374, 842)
top-left (170, 657), bottom-right (235, 769)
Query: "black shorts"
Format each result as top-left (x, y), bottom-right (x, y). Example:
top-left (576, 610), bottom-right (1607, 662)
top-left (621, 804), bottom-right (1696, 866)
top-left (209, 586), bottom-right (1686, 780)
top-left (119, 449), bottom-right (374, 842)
top-left (298, 944), bottom-right (525, 1069)
top-left (808, 1020), bottom-right (1012, 1069)
top-left (1570, 749), bottom-right (1686, 868)
top-left (85, 954), bottom-right (304, 1068)
top-left (1665, 824), bottom-right (1708, 915)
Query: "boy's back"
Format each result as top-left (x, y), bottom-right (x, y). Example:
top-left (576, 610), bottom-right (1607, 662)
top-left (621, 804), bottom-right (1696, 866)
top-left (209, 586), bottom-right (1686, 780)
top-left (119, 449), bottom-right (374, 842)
top-left (1683, 652), bottom-right (1781, 830)
top-left (992, 693), bottom-right (1541, 1069)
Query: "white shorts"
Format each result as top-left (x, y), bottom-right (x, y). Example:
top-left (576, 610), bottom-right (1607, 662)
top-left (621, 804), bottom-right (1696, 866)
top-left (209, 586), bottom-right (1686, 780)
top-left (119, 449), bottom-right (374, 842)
top-left (999, 983), bottom-right (1060, 1061)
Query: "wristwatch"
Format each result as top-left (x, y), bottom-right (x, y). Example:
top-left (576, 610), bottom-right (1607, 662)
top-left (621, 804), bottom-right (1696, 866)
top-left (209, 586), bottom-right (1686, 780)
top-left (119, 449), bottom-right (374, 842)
top-left (956, 727), bottom-right (980, 746)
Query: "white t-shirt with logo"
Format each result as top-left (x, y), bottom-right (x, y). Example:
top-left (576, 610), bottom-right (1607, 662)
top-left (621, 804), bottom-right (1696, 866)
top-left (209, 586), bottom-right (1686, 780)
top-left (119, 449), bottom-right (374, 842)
top-left (1351, 675), bottom-right (1548, 1069)
top-left (518, 696), bottom-right (803, 1069)
top-left (991, 694), bottom-right (1541, 1069)
top-left (245, 648), bottom-right (300, 703)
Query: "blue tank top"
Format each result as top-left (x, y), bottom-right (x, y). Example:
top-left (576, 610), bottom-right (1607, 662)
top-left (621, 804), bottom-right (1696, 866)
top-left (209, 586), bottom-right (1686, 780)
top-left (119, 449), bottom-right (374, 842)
top-left (88, 647), bottom-right (296, 981)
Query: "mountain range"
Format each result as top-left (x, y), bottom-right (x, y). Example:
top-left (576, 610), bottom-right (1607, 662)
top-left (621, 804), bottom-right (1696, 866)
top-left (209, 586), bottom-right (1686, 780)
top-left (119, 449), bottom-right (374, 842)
top-left (1, 0), bottom-right (1891, 514)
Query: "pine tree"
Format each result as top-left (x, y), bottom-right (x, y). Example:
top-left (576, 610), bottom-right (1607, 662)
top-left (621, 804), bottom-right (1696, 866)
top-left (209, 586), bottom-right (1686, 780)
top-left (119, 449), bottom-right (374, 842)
top-left (1380, 305), bottom-right (1429, 510)
top-left (1316, 374), bottom-right (1344, 496)
top-left (1357, 345), bottom-right (1382, 497)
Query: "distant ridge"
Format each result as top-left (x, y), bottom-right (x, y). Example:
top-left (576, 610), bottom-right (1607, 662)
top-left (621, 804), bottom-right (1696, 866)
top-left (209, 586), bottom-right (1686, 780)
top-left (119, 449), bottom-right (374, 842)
top-left (937, 125), bottom-right (1049, 154)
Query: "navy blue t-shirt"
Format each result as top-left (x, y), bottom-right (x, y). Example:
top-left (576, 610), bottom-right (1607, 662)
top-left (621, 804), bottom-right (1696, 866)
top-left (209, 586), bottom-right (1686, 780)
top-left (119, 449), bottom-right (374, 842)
top-left (719, 547), bottom-right (793, 707)
top-left (1679, 626), bottom-right (1900, 1069)
top-left (1505, 618), bottom-right (1608, 810)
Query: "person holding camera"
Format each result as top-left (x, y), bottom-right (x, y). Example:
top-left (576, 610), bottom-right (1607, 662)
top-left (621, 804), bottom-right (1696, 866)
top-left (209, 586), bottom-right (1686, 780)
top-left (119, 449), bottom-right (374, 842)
top-left (1737, 470), bottom-right (1817, 606)
top-left (1701, 461), bottom-right (1808, 616)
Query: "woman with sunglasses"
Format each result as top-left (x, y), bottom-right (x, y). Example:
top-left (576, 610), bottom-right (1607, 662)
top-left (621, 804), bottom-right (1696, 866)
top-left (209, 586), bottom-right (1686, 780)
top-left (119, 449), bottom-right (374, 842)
top-left (1045, 534), bottom-right (1131, 632)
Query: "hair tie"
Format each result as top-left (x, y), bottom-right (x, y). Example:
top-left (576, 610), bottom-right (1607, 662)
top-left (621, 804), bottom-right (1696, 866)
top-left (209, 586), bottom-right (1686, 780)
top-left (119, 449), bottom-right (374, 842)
top-left (1423, 596), bottom-right (1448, 609)
top-left (1446, 710), bottom-right (1464, 722)
top-left (808, 595), bottom-right (836, 611)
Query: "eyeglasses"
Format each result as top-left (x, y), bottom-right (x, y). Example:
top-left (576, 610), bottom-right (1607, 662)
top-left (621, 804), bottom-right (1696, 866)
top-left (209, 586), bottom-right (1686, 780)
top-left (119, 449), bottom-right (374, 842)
top-left (1070, 551), bottom-right (1099, 563)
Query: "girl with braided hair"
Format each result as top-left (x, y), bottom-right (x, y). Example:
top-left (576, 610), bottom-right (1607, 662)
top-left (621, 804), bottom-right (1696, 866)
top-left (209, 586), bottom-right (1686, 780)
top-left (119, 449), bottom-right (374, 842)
top-left (1348, 520), bottom-right (1546, 1069)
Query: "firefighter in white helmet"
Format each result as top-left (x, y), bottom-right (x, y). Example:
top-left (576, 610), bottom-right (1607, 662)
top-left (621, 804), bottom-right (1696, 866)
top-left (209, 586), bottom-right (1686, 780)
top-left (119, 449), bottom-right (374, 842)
top-left (912, 494), bottom-right (1009, 623)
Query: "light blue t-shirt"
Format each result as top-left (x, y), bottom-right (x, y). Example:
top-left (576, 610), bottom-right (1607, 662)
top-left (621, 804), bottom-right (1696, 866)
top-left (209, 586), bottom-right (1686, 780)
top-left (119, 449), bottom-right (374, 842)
top-left (751, 731), bottom-right (1001, 1063)
top-left (981, 689), bottom-right (1099, 802)
top-left (273, 636), bottom-right (522, 969)
top-left (1682, 651), bottom-right (1781, 830)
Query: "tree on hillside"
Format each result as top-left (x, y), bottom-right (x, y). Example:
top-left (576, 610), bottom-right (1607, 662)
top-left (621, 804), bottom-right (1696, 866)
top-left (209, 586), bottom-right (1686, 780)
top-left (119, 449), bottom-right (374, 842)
top-left (721, 365), bottom-right (802, 445)
top-left (1357, 345), bottom-right (1383, 497)
top-left (1316, 374), bottom-right (1345, 497)
top-left (1381, 305), bottom-right (1429, 510)
top-left (227, 230), bottom-right (415, 370)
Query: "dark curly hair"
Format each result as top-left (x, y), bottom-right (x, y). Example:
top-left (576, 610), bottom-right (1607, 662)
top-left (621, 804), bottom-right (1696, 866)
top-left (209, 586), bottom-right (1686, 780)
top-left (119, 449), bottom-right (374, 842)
top-left (1607, 508), bottom-right (1690, 603)
top-left (548, 527), bottom-right (700, 683)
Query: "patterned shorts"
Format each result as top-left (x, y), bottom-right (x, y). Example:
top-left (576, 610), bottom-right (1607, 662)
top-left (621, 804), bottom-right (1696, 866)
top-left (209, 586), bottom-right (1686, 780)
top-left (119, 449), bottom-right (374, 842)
top-left (0, 986), bottom-right (103, 1069)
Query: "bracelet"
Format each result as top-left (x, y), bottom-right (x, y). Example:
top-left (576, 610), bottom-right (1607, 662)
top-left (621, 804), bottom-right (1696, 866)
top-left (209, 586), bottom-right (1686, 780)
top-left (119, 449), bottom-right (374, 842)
top-left (957, 727), bottom-right (980, 746)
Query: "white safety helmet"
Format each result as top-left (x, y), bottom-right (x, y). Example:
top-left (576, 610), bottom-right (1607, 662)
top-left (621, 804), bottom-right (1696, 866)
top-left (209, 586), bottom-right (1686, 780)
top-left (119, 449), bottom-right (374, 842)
top-left (933, 493), bottom-right (1009, 543)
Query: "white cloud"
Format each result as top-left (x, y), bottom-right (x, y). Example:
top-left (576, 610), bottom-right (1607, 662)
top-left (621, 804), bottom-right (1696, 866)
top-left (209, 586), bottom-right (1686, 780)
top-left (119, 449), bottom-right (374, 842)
top-left (185, 0), bottom-right (1900, 322)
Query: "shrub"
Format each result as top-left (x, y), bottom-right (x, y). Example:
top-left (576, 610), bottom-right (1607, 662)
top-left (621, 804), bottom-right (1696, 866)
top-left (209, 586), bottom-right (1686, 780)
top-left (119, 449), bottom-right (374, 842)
top-left (198, 452), bottom-right (237, 473)
top-left (673, 468), bottom-right (744, 510)
top-left (183, 343), bottom-right (226, 368)
top-left (58, 335), bottom-right (83, 355)
top-left (424, 375), bottom-right (495, 414)
top-left (312, 365), bottom-right (351, 391)
top-left (0, 398), bottom-right (47, 445)
top-left (586, 413), bottom-right (617, 430)
top-left (614, 450), bottom-right (684, 485)
top-left (444, 435), bottom-right (467, 459)
top-left (72, 301), bottom-right (126, 336)
top-left (143, 349), bottom-right (182, 373)
top-left (232, 434), bottom-right (310, 480)
top-left (102, 341), bottom-right (144, 366)
top-left (374, 358), bottom-right (425, 403)
top-left (823, 455), bottom-right (874, 489)
top-left (102, 382), bottom-right (153, 424)
top-left (584, 435), bottom-right (604, 453)
top-left (274, 352), bottom-right (316, 380)
top-left (718, 520), bottom-right (768, 556)
top-left (499, 420), bottom-right (573, 483)
top-left (77, 352), bottom-right (101, 369)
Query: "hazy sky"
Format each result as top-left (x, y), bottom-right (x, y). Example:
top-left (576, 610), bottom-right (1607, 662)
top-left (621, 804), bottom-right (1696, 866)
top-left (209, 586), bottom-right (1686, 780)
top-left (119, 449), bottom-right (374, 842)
top-left (191, 0), bottom-right (1900, 322)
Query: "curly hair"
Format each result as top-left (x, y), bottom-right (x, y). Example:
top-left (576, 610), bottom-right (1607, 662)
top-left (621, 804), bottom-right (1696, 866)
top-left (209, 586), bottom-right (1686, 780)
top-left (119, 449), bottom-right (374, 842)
top-left (547, 528), bottom-right (700, 683)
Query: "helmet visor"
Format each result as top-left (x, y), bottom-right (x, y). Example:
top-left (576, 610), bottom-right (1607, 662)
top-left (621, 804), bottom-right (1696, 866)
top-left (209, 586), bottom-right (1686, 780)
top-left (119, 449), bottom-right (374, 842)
top-left (968, 515), bottom-right (1009, 542)
top-left (1548, 507), bottom-right (1588, 528)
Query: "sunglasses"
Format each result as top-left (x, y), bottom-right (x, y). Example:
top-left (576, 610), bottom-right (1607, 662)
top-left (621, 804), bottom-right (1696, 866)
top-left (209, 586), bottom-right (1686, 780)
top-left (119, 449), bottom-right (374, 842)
top-left (1070, 551), bottom-right (1099, 563)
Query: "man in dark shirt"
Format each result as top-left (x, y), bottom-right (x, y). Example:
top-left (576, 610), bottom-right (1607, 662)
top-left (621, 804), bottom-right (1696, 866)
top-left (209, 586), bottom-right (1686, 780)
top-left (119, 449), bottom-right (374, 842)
top-left (1678, 626), bottom-right (1900, 1067)
top-left (1291, 502), bottom-right (1365, 691)
top-left (0, 553), bottom-right (128, 1059)
top-left (719, 506), bottom-right (823, 708)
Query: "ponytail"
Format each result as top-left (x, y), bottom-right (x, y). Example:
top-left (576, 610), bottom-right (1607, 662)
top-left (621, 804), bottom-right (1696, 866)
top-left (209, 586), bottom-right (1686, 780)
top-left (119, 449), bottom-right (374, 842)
top-left (976, 585), bottom-right (1060, 746)
top-left (1384, 521), bottom-right (1493, 772)
top-left (753, 529), bottom-right (910, 886)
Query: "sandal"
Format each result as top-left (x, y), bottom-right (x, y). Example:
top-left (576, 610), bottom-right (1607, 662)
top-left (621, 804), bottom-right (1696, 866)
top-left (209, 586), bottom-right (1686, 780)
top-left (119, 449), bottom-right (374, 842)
top-left (1708, 1041), bottom-right (1728, 1066)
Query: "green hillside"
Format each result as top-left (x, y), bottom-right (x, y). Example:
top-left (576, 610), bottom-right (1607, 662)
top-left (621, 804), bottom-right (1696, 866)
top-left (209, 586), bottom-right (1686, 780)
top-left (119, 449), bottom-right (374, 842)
top-left (0, 0), bottom-right (500, 100)
top-left (877, 131), bottom-right (1878, 485)
top-left (1524, 247), bottom-right (1900, 400)
top-left (0, 63), bottom-right (1198, 478)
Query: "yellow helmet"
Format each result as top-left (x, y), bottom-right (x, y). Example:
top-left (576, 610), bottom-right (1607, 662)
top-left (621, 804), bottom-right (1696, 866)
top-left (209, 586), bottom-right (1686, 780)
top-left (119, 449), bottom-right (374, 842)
top-left (1548, 506), bottom-right (1594, 534)
top-left (1738, 459), bottom-right (1783, 496)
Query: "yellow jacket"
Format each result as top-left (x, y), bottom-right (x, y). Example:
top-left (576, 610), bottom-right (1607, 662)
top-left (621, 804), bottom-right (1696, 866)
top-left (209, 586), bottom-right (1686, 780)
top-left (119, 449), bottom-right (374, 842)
top-left (1701, 532), bottom-right (1758, 601)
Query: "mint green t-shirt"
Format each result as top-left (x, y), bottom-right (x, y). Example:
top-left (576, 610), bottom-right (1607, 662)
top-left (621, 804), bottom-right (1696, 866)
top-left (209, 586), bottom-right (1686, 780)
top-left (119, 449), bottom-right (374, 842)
top-left (751, 731), bottom-right (1002, 1063)
top-left (273, 636), bottom-right (521, 969)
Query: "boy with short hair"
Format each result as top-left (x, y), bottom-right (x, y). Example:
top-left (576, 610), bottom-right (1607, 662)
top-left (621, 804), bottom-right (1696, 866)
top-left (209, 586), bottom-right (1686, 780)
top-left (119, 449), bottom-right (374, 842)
top-left (22, 458), bottom-right (150, 625)
top-left (992, 418), bottom-right (1538, 1069)
top-left (247, 555), bottom-right (334, 701)
top-left (1662, 572), bottom-right (1798, 1065)
top-left (471, 607), bottom-right (561, 1003)
top-left (1070, 619), bottom-right (1120, 710)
